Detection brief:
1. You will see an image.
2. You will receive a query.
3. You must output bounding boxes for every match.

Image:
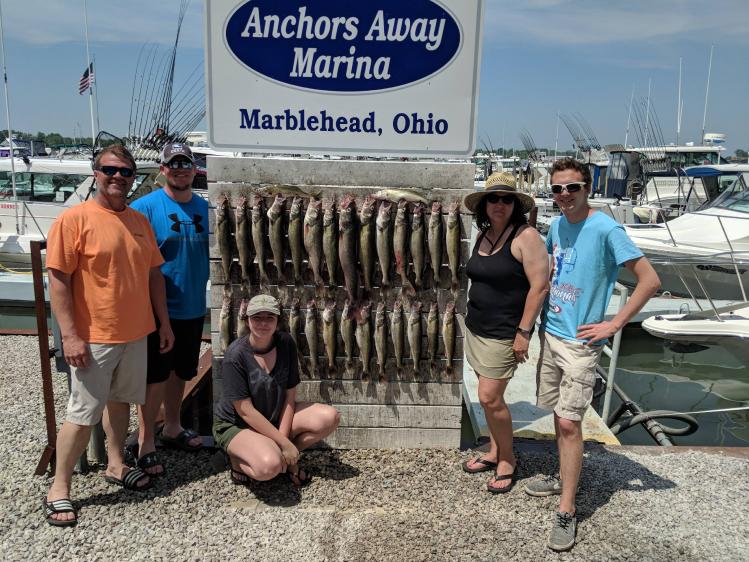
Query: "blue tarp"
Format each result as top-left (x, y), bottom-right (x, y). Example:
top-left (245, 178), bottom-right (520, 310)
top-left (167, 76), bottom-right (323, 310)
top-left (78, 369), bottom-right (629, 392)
top-left (685, 166), bottom-right (722, 177)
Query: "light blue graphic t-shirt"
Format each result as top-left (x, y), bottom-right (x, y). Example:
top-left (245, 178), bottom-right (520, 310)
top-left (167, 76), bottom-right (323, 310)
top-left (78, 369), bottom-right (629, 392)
top-left (542, 211), bottom-right (643, 344)
top-left (130, 188), bottom-right (209, 320)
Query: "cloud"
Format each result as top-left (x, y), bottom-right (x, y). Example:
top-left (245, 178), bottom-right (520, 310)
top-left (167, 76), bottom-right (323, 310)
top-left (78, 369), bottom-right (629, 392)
top-left (1, 0), bottom-right (204, 48)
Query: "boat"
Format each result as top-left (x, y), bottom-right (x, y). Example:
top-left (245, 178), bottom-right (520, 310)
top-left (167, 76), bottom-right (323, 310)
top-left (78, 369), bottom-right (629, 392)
top-left (642, 301), bottom-right (749, 344)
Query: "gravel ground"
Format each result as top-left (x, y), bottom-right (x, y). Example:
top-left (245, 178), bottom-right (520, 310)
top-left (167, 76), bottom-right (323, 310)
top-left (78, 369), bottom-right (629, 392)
top-left (1, 335), bottom-right (748, 561)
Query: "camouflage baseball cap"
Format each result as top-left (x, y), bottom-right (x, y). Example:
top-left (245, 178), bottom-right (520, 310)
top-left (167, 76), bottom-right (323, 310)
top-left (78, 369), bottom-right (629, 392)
top-left (247, 294), bottom-right (280, 316)
top-left (160, 142), bottom-right (194, 164)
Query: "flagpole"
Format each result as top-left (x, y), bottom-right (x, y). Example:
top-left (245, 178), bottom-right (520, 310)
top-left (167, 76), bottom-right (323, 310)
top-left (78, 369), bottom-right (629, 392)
top-left (0, 0), bottom-right (19, 234)
top-left (83, 0), bottom-right (97, 148)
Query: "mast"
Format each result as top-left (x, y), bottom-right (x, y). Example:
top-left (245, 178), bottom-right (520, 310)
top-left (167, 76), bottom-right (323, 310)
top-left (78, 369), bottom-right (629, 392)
top-left (676, 57), bottom-right (682, 145)
top-left (624, 85), bottom-right (634, 147)
top-left (644, 78), bottom-right (652, 147)
top-left (554, 111), bottom-right (559, 160)
top-left (701, 44), bottom-right (713, 145)
top-left (83, 0), bottom-right (97, 146)
top-left (0, 0), bottom-right (19, 234)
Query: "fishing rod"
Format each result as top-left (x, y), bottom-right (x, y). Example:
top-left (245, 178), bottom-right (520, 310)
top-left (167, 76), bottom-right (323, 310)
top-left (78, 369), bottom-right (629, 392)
top-left (127, 42), bottom-right (148, 138)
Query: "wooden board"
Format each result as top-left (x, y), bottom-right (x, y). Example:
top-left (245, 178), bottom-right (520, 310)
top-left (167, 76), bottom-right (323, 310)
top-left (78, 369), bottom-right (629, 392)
top-left (335, 404), bottom-right (461, 429)
top-left (318, 427), bottom-right (461, 449)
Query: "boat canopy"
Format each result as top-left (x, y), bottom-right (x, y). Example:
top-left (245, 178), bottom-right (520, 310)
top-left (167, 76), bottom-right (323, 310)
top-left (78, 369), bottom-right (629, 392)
top-left (685, 164), bottom-right (749, 177)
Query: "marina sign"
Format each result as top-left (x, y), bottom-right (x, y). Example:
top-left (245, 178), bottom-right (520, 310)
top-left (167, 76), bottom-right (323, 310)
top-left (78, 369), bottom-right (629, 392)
top-left (205, 0), bottom-right (484, 157)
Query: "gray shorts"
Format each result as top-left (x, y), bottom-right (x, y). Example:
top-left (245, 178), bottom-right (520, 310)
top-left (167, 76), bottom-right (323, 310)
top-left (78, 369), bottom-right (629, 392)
top-left (66, 337), bottom-right (147, 426)
top-left (535, 331), bottom-right (603, 422)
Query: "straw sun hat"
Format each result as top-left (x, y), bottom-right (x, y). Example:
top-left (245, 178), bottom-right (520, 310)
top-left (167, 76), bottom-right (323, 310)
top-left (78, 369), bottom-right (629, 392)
top-left (463, 172), bottom-right (535, 214)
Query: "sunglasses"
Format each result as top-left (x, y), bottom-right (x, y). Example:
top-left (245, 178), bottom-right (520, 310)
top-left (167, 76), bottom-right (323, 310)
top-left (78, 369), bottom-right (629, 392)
top-left (96, 166), bottom-right (135, 178)
top-left (166, 160), bottom-right (194, 170)
top-left (550, 182), bottom-right (586, 194)
top-left (486, 193), bottom-right (516, 205)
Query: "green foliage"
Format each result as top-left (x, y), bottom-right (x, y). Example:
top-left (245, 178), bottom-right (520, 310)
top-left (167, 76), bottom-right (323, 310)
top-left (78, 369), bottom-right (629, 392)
top-left (735, 149), bottom-right (748, 158)
top-left (0, 130), bottom-right (92, 146)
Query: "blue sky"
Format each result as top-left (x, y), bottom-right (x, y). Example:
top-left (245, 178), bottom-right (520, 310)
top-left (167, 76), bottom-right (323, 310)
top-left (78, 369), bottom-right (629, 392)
top-left (2, 0), bottom-right (748, 153)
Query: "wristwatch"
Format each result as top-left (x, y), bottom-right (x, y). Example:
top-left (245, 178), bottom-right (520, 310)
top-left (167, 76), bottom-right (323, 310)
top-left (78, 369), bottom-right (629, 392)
top-left (516, 327), bottom-right (531, 337)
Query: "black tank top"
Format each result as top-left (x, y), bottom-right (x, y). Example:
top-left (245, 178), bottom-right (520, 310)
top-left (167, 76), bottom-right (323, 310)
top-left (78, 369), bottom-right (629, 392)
top-left (465, 226), bottom-right (530, 339)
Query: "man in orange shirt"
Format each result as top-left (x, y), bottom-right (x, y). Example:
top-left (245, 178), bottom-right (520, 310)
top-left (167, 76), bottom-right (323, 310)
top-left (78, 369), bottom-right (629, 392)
top-left (42, 145), bottom-right (174, 527)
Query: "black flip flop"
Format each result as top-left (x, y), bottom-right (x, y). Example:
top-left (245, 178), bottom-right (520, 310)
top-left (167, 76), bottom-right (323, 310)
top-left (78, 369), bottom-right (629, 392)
top-left (230, 468), bottom-right (253, 487)
top-left (43, 498), bottom-right (78, 527)
top-left (288, 467), bottom-right (312, 487)
top-left (486, 464), bottom-right (519, 494)
top-left (158, 428), bottom-right (203, 452)
top-left (104, 467), bottom-right (152, 491)
top-left (462, 456), bottom-right (498, 474)
top-left (137, 451), bottom-right (165, 477)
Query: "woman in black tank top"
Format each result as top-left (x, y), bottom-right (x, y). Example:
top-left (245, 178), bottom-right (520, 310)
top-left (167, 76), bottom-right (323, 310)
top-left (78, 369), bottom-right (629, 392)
top-left (460, 173), bottom-right (550, 493)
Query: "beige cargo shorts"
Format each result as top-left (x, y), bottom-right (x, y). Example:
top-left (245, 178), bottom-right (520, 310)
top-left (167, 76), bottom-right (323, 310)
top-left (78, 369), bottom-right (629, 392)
top-left (535, 330), bottom-right (603, 421)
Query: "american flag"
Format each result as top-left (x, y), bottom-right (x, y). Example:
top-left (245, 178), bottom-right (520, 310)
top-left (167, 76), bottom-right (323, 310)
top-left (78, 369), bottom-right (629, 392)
top-left (78, 63), bottom-right (94, 95)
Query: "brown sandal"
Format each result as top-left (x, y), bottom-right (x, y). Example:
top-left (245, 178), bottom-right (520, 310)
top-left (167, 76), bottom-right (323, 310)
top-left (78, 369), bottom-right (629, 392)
top-left (462, 456), bottom-right (498, 474)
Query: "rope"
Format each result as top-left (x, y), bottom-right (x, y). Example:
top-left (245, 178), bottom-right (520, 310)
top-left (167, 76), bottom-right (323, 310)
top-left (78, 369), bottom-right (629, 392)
top-left (0, 261), bottom-right (33, 274)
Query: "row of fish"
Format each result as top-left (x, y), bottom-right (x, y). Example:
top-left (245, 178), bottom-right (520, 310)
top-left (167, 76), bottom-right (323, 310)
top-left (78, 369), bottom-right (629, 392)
top-left (219, 291), bottom-right (457, 381)
top-left (215, 192), bottom-right (463, 297)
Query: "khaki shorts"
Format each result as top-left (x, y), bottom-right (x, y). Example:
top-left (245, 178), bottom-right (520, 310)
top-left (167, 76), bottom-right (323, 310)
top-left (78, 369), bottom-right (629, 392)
top-left (465, 328), bottom-right (517, 380)
top-left (535, 331), bottom-right (602, 421)
top-left (66, 337), bottom-right (147, 426)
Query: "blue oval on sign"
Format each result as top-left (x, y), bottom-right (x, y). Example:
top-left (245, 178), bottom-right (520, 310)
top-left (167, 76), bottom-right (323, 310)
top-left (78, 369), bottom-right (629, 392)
top-left (224, 0), bottom-right (462, 93)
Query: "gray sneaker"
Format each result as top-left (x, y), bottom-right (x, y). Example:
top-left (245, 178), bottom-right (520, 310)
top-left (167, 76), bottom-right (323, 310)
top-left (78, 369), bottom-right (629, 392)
top-left (524, 474), bottom-right (562, 497)
top-left (548, 511), bottom-right (577, 551)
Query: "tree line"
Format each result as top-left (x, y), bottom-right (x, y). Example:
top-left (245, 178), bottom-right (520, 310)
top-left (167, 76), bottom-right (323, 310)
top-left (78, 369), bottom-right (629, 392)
top-left (1, 131), bottom-right (93, 147)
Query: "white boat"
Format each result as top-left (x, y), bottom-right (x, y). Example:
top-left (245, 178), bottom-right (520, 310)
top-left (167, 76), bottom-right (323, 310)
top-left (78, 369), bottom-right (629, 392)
top-left (642, 301), bottom-right (749, 343)
top-left (0, 156), bottom-right (161, 269)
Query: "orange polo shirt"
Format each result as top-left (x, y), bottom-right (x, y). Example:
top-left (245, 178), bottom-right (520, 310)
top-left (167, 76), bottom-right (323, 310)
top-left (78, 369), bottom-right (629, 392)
top-left (46, 200), bottom-right (165, 344)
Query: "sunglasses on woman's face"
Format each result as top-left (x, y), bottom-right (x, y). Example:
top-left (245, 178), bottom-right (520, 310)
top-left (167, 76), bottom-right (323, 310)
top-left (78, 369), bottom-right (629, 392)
top-left (486, 193), bottom-right (515, 205)
top-left (550, 182), bottom-right (586, 194)
top-left (96, 166), bottom-right (135, 178)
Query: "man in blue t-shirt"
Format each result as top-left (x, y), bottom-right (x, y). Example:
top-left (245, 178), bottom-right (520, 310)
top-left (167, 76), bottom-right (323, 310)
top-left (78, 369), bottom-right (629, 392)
top-left (524, 158), bottom-right (660, 552)
top-left (129, 142), bottom-right (209, 475)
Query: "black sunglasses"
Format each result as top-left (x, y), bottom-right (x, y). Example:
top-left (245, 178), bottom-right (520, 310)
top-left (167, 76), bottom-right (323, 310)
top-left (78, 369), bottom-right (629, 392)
top-left (96, 166), bottom-right (135, 178)
top-left (166, 160), bottom-right (194, 170)
top-left (486, 193), bottom-right (516, 205)
top-left (550, 182), bottom-right (586, 194)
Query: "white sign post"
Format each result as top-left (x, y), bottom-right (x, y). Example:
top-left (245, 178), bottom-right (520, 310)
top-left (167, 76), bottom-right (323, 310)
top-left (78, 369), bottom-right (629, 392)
top-left (205, 0), bottom-right (484, 157)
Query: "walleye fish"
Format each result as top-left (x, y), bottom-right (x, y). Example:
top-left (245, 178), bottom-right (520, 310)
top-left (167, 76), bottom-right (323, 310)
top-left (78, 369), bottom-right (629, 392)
top-left (237, 297), bottom-right (250, 339)
top-left (410, 202), bottom-right (426, 289)
top-left (235, 196), bottom-right (252, 286)
top-left (322, 301), bottom-right (337, 376)
top-left (267, 194), bottom-right (286, 284)
top-left (355, 301), bottom-right (372, 379)
top-left (216, 194), bottom-right (233, 282)
top-left (341, 299), bottom-right (356, 369)
top-left (288, 196), bottom-right (304, 286)
top-left (393, 199), bottom-right (415, 295)
top-left (374, 301), bottom-right (388, 382)
top-left (338, 194), bottom-right (358, 302)
top-left (303, 198), bottom-right (324, 288)
top-left (427, 301), bottom-right (440, 371)
top-left (304, 299), bottom-right (319, 376)
top-left (289, 298), bottom-right (301, 350)
top-left (220, 290), bottom-right (232, 353)
top-left (375, 200), bottom-right (393, 288)
top-left (256, 184), bottom-right (322, 200)
top-left (322, 199), bottom-right (338, 288)
top-left (443, 301), bottom-right (456, 376)
top-left (251, 195), bottom-right (269, 285)
top-left (447, 201), bottom-right (461, 293)
top-left (359, 196), bottom-right (376, 292)
top-left (372, 188), bottom-right (430, 205)
top-left (391, 300), bottom-right (405, 372)
top-left (428, 201), bottom-right (443, 286)
top-left (408, 301), bottom-right (422, 372)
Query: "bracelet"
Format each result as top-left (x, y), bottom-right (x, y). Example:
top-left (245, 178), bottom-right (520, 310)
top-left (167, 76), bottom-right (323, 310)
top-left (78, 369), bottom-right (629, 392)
top-left (516, 327), bottom-right (531, 337)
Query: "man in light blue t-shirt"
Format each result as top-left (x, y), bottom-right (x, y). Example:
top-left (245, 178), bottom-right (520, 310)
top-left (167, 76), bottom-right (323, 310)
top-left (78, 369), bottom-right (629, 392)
top-left (129, 142), bottom-right (209, 476)
top-left (524, 158), bottom-right (660, 552)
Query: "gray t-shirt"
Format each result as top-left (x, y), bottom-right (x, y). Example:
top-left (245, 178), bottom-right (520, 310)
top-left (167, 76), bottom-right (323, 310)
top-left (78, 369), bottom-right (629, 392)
top-left (215, 332), bottom-right (300, 427)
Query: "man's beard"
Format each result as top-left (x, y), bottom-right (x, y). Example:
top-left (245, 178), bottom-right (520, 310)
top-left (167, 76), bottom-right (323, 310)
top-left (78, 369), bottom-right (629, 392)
top-left (168, 181), bottom-right (191, 191)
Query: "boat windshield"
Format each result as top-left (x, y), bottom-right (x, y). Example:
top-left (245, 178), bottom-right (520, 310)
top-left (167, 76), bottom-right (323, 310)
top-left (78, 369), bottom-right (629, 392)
top-left (0, 171), bottom-right (89, 203)
top-left (708, 173), bottom-right (749, 213)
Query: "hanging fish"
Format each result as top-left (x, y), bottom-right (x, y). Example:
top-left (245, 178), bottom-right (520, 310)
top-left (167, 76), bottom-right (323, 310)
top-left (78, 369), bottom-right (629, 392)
top-left (289, 298), bottom-right (301, 350)
top-left (288, 197), bottom-right (305, 286)
top-left (251, 195), bottom-right (269, 285)
top-left (355, 301), bottom-right (372, 380)
top-left (410, 202), bottom-right (426, 289)
top-left (235, 195), bottom-right (252, 286)
top-left (443, 301), bottom-right (456, 376)
top-left (322, 198), bottom-right (338, 288)
top-left (303, 198), bottom-right (324, 288)
top-left (447, 201), bottom-right (461, 293)
top-left (408, 301), bottom-right (422, 373)
top-left (371, 188), bottom-right (430, 205)
top-left (359, 196), bottom-right (377, 292)
top-left (374, 301), bottom-right (388, 382)
top-left (322, 301), bottom-right (337, 377)
top-left (338, 194), bottom-right (358, 302)
top-left (427, 301), bottom-right (440, 371)
top-left (216, 194), bottom-right (233, 282)
top-left (393, 199), bottom-right (415, 295)
top-left (267, 193), bottom-right (286, 284)
top-left (220, 290), bottom-right (232, 353)
top-left (391, 299), bottom-right (405, 374)
top-left (428, 201), bottom-right (443, 287)
top-left (237, 297), bottom-right (250, 339)
top-left (304, 299), bottom-right (319, 377)
top-left (375, 200), bottom-right (393, 288)
top-left (341, 299), bottom-right (356, 370)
